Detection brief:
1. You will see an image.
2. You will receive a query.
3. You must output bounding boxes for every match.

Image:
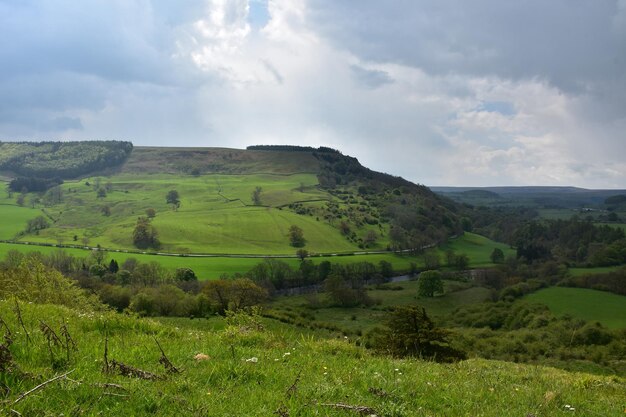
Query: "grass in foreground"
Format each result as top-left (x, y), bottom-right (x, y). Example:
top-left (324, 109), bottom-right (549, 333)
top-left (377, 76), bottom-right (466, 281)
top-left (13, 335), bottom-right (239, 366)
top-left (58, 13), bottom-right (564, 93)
top-left (526, 287), bottom-right (626, 329)
top-left (0, 300), bottom-right (624, 416)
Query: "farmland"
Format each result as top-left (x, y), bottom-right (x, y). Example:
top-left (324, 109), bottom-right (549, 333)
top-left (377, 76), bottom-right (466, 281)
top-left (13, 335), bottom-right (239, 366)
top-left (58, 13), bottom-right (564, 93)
top-left (526, 287), bottom-right (626, 329)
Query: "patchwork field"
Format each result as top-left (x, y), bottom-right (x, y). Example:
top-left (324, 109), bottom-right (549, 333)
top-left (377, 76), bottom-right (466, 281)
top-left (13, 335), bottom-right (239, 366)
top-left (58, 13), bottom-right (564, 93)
top-left (526, 287), bottom-right (626, 329)
top-left (439, 232), bottom-right (515, 267)
top-left (3, 172), bottom-right (374, 255)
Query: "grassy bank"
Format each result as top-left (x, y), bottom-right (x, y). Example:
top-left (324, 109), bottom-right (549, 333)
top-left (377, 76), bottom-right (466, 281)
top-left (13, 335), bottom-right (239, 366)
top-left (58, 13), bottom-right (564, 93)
top-left (0, 300), bottom-right (624, 416)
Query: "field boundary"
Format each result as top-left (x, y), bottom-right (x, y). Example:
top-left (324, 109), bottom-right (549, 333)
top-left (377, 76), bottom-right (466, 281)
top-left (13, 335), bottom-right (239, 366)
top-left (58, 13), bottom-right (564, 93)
top-left (0, 238), bottom-right (432, 259)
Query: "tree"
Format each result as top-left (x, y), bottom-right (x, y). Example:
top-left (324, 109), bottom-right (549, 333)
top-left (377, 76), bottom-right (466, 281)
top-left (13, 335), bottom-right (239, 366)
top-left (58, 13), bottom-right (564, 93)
top-left (109, 259), bottom-right (119, 274)
top-left (90, 246), bottom-right (108, 266)
top-left (418, 270), bottom-right (444, 297)
top-left (423, 251), bottom-right (440, 270)
top-left (296, 248), bottom-right (309, 261)
top-left (132, 216), bottom-right (159, 249)
top-left (166, 190), bottom-right (180, 210)
top-left (251, 186), bottom-right (262, 205)
top-left (371, 305), bottom-right (465, 362)
top-left (324, 271), bottom-right (371, 307)
top-left (202, 278), bottom-right (268, 315)
top-left (26, 216), bottom-right (49, 233)
top-left (175, 267), bottom-right (197, 282)
top-left (445, 250), bottom-right (456, 267)
top-left (97, 188), bottom-right (107, 198)
top-left (101, 205), bottom-right (111, 216)
top-left (490, 248), bottom-right (505, 264)
top-left (378, 260), bottom-right (394, 279)
top-left (145, 208), bottom-right (156, 218)
top-left (364, 230), bottom-right (378, 247)
top-left (455, 254), bottom-right (469, 270)
top-left (339, 221), bottom-right (351, 236)
top-left (288, 225), bottom-right (306, 247)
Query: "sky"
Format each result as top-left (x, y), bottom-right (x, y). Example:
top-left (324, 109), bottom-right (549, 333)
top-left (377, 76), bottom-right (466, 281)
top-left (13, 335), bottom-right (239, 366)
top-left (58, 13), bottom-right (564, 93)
top-left (0, 0), bottom-right (625, 188)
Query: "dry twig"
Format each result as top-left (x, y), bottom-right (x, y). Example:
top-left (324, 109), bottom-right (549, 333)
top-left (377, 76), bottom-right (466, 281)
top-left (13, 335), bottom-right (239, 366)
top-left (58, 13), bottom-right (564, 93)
top-left (153, 336), bottom-right (180, 374)
top-left (13, 369), bottom-right (74, 404)
top-left (286, 371), bottom-right (302, 399)
top-left (320, 403), bottom-right (378, 416)
top-left (108, 360), bottom-right (161, 380)
top-left (13, 301), bottom-right (31, 345)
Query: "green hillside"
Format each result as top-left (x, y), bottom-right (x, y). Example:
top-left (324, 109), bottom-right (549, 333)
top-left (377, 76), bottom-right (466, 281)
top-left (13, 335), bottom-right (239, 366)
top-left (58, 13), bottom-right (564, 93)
top-left (1, 300), bottom-right (624, 416)
top-left (0, 144), bottom-right (462, 257)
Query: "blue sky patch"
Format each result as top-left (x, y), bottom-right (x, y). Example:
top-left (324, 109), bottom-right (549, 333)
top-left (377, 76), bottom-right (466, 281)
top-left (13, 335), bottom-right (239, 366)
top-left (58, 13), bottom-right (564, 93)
top-left (249, 0), bottom-right (270, 29)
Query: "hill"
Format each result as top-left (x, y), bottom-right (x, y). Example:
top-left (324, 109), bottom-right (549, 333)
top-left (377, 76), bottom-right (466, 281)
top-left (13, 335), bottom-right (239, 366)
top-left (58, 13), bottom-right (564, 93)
top-left (0, 144), bottom-right (461, 258)
top-left (1, 300), bottom-right (624, 416)
top-left (432, 185), bottom-right (626, 211)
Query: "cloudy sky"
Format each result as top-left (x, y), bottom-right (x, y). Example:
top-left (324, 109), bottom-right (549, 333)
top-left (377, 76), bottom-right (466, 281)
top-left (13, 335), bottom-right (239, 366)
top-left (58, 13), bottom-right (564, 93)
top-left (1, 0), bottom-right (625, 188)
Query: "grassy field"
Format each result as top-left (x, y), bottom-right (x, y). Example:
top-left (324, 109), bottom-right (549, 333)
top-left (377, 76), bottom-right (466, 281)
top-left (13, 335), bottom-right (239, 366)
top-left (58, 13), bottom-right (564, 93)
top-left (1, 300), bottom-right (623, 416)
top-left (0, 204), bottom-right (41, 239)
top-left (568, 265), bottom-right (625, 277)
top-left (439, 232), bottom-right (515, 267)
top-left (526, 287), bottom-right (626, 329)
top-left (0, 241), bottom-right (424, 280)
top-left (11, 173), bottom-right (363, 255)
top-left (268, 280), bottom-right (493, 335)
top-left (0, 230), bottom-right (506, 280)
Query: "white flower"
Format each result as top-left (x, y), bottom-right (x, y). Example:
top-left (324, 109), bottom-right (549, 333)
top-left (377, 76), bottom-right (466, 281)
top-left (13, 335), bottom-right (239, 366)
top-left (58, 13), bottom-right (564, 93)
top-left (245, 357), bottom-right (258, 363)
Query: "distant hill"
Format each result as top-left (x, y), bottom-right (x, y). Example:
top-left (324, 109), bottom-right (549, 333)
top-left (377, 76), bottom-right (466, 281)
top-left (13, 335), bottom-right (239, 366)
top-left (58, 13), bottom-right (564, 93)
top-left (432, 186), bottom-right (626, 209)
top-left (0, 143), bottom-right (461, 256)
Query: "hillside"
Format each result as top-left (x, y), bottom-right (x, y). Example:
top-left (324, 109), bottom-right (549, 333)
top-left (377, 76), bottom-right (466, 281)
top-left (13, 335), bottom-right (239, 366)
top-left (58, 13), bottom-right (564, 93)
top-left (0, 144), bottom-right (461, 257)
top-left (1, 300), bottom-right (624, 416)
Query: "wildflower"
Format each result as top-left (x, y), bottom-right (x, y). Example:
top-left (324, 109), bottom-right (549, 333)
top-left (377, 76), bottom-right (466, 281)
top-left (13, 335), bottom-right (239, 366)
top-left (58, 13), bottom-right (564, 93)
top-left (283, 352), bottom-right (291, 357)
top-left (245, 357), bottom-right (258, 363)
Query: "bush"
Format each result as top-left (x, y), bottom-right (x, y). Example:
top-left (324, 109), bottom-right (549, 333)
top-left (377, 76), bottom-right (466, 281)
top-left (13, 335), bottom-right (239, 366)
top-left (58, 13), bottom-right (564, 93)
top-left (371, 305), bottom-right (466, 362)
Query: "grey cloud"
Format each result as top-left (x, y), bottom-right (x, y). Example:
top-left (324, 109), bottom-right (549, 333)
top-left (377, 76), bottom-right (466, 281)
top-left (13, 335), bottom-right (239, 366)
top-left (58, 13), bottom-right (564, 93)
top-left (308, 1), bottom-right (626, 99)
top-left (350, 65), bottom-right (393, 89)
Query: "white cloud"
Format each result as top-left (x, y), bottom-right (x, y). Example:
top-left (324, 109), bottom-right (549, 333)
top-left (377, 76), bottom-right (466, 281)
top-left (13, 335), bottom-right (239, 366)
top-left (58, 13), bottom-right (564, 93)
top-left (0, 0), bottom-right (624, 188)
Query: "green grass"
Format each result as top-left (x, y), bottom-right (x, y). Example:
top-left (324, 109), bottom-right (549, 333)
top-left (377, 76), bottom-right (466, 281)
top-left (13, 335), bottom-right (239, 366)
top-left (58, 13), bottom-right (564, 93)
top-left (0, 242), bottom-right (423, 280)
top-left (268, 280), bottom-right (493, 335)
top-left (568, 265), bottom-right (625, 277)
top-left (0, 204), bottom-right (41, 239)
top-left (7, 172), bottom-right (374, 255)
top-left (1, 300), bottom-right (624, 416)
top-left (526, 287), bottom-right (626, 329)
top-left (440, 232), bottom-right (515, 267)
top-left (597, 222), bottom-right (626, 232)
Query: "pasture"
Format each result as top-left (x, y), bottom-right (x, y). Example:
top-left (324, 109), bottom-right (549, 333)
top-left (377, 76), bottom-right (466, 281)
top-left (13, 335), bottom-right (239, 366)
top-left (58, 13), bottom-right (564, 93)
top-left (8, 172), bottom-right (368, 255)
top-left (269, 280), bottom-right (492, 335)
top-left (439, 232), bottom-right (515, 267)
top-left (526, 287), bottom-right (626, 329)
top-left (0, 241), bottom-right (424, 280)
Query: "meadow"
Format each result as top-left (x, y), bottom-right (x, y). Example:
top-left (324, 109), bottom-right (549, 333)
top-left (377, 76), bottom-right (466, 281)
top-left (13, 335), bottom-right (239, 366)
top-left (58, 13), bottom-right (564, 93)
top-left (1, 300), bottom-right (623, 416)
top-left (0, 241), bottom-right (424, 279)
top-left (21, 173), bottom-right (361, 255)
top-left (0, 228), bottom-right (513, 280)
top-left (438, 232), bottom-right (515, 267)
top-left (525, 287), bottom-right (626, 329)
top-left (267, 279), bottom-right (493, 335)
